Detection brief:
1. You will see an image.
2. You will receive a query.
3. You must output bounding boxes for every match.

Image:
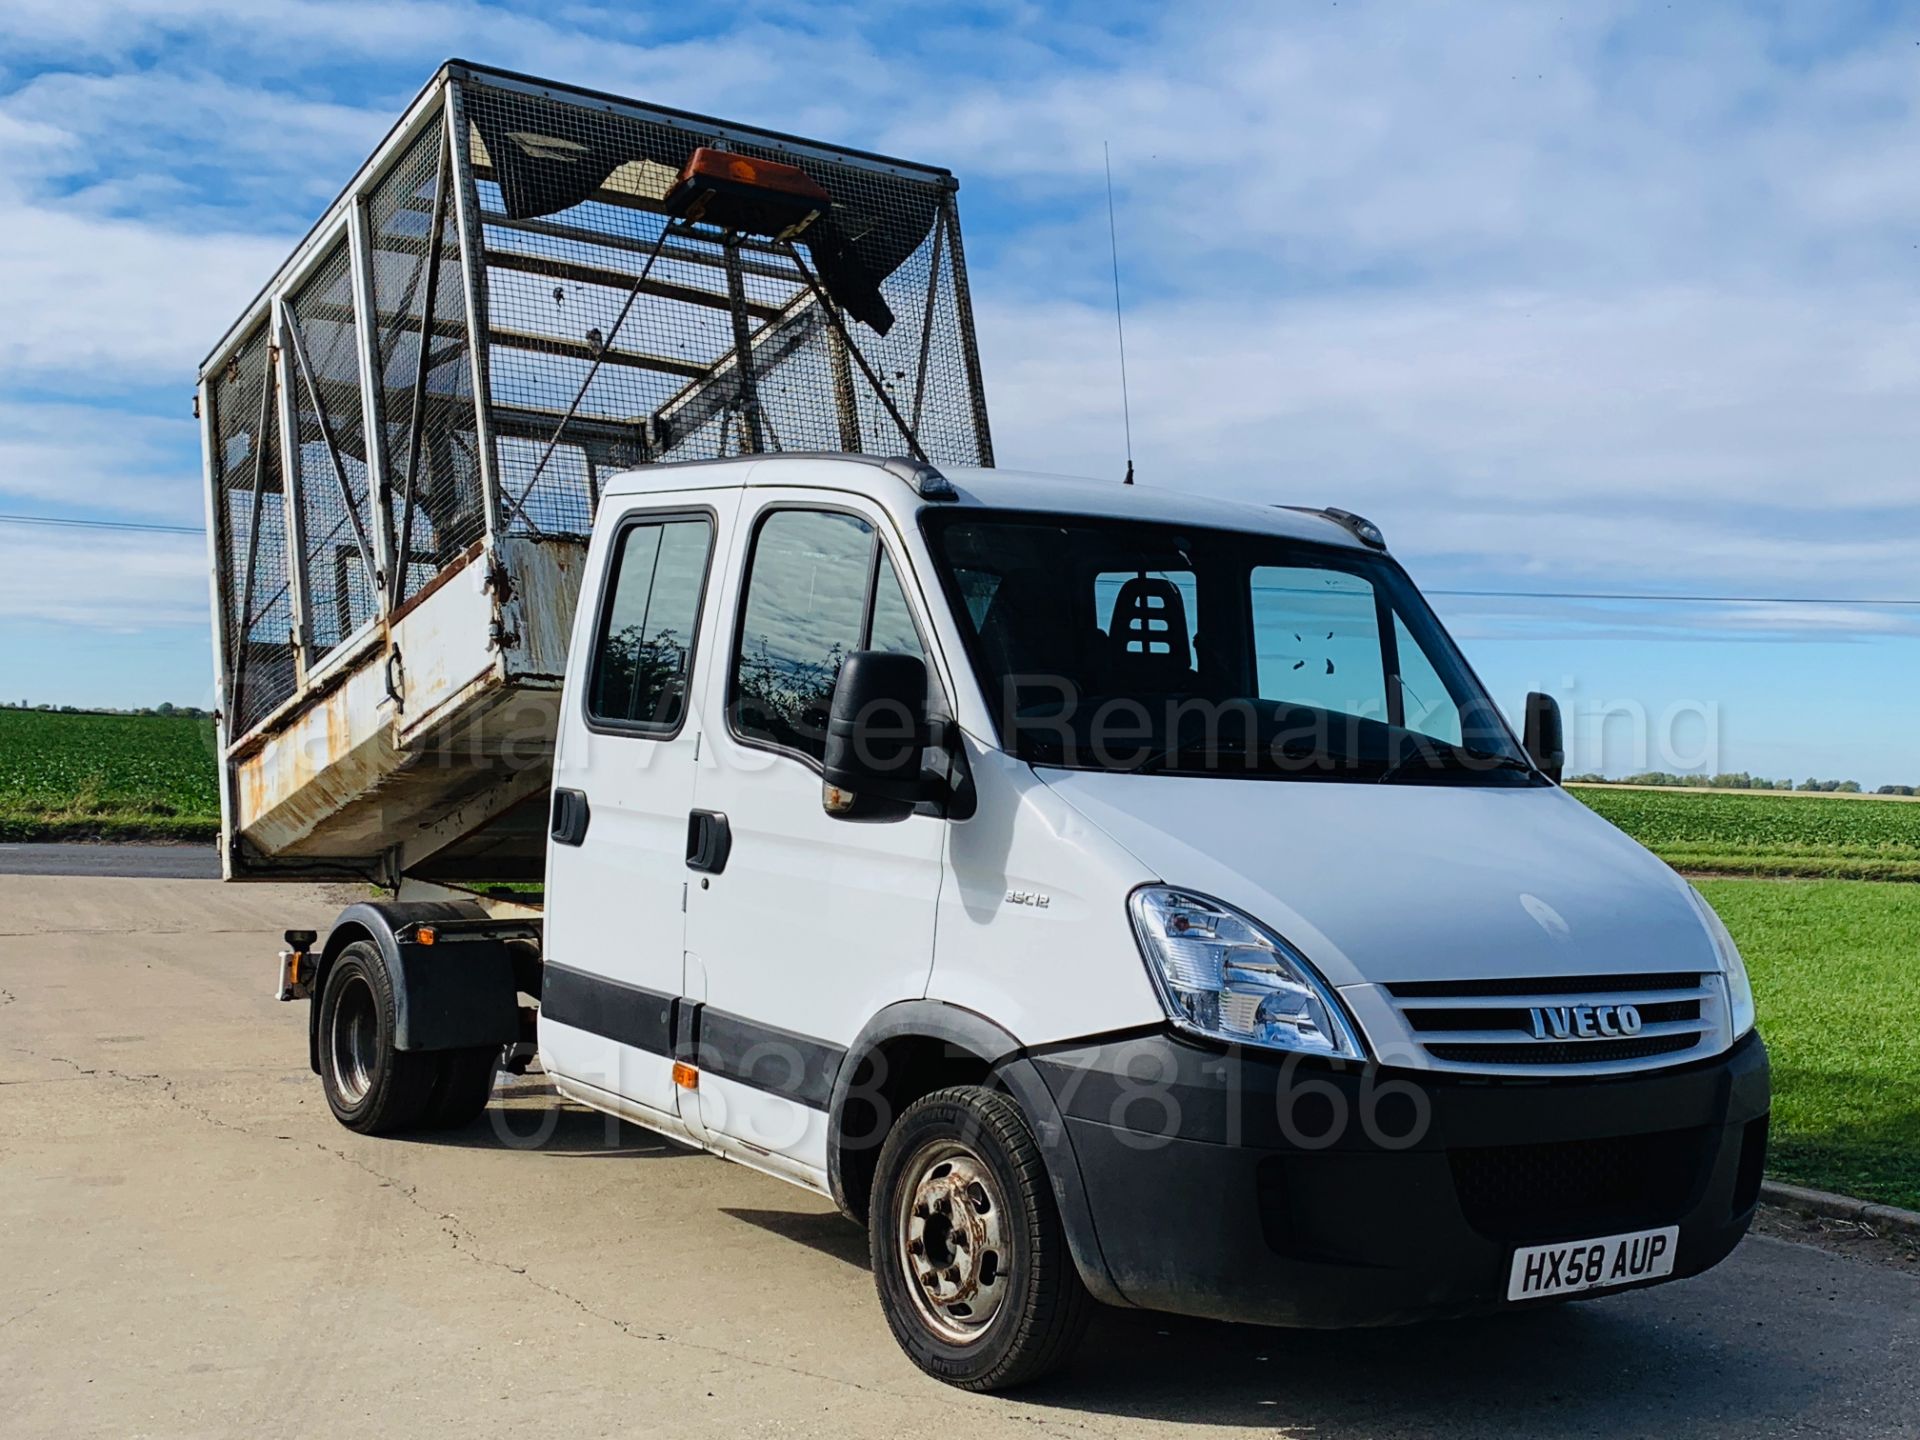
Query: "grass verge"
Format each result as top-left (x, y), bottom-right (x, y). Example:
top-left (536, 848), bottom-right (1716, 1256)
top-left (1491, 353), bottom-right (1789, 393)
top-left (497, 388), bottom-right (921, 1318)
top-left (1699, 877), bottom-right (1920, 1212)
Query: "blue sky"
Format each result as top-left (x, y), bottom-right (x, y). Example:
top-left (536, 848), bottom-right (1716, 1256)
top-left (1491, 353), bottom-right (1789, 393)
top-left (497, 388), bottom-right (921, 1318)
top-left (1, 0), bottom-right (1917, 784)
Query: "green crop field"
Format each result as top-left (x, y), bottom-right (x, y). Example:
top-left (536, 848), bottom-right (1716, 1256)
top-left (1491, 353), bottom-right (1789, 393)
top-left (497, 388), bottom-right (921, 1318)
top-left (1699, 878), bottom-right (1920, 1211)
top-left (0, 709), bottom-right (220, 842)
top-left (1573, 784), bottom-right (1920, 881)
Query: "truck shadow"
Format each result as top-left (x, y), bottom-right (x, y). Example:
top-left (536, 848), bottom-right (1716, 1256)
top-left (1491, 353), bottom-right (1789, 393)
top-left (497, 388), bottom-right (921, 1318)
top-left (412, 1086), bottom-right (702, 1159)
top-left (716, 1203), bottom-right (1852, 1434)
top-left (1013, 1281), bottom-right (1828, 1433)
top-left (721, 1206), bottom-right (872, 1268)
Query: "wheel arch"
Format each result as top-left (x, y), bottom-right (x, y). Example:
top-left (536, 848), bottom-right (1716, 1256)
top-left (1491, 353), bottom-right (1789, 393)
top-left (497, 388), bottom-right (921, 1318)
top-left (307, 900), bottom-right (526, 1074)
top-left (827, 1000), bottom-right (1126, 1306)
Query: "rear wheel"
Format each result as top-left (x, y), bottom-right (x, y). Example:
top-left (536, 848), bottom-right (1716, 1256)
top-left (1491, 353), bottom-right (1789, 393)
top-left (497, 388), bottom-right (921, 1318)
top-left (870, 1086), bottom-right (1091, 1390)
top-left (317, 941), bottom-right (440, 1134)
top-left (423, 1046), bottom-right (499, 1129)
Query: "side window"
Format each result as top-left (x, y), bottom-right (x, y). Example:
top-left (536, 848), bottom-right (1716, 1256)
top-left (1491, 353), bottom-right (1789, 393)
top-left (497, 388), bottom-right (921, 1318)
top-left (732, 510), bottom-right (875, 760)
top-left (1252, 566), bottom-right (1388, 721)
top-left (868, 550), bottom-right (927, 661)
top-left (1393, 614), bottom-right (1464, 745)
top-left (587, 516), bottom-right (712, 731)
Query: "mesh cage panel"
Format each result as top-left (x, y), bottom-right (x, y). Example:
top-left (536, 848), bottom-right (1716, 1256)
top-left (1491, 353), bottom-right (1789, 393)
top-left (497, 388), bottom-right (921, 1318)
top-left (462, 78), bottom-right (989, 539)
top-left (367, 110), bottom-right (488, 602)
top-left (286, 238), bottom-right (378, 662)
top-left (211, 323), bottom-right (297, 733)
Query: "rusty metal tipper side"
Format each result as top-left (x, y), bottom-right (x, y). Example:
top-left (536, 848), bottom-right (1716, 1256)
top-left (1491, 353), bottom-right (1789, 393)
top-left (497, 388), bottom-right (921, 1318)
top-left (198, 61), bottom-right (991, 884)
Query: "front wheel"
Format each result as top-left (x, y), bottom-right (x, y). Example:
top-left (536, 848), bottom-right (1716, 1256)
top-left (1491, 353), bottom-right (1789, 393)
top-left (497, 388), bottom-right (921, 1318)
top-left (870, 1086), bottom-right (1091, 1390)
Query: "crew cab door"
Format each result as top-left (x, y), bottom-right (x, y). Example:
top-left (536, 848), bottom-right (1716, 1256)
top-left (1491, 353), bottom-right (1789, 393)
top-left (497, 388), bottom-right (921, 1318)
top-left (683, 495), bottom-right (949, 1180)
top-left (540, 497), bottom-right (734, 1120)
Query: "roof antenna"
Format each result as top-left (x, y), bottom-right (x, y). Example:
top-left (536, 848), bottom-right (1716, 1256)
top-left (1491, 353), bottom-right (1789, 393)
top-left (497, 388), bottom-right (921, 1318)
top-left (1104, 141), bottom-right (1135, 485)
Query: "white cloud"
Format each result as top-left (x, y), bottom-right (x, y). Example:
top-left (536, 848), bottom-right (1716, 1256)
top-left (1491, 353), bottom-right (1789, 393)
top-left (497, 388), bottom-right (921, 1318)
top-left (0, 526), bottom-right (207, 629)
top-left (978, 281), bottom-right (1920, 599)
top-left (0, 186), bottom-right (291, 382)
top-left (0, 401), bottom-right (203, 522)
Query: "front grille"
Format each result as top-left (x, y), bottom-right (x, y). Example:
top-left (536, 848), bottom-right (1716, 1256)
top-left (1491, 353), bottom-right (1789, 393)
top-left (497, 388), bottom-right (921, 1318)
top-left (1383, 972), bottom-right (1716, 1075)
top-left (1389, 972), bottom-right (1705, 999)
top-left (1425, 1034), bottom-right (1699, 1067)
top-left (1450, 1128), bottom-right (1705, 1243)
top-left (1406, 998), bottom-right (1700, 1032)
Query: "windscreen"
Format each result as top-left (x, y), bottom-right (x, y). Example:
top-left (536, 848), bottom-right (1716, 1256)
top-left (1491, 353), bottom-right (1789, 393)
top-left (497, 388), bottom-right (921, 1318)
top-left (923, 511), bottom-right (1537, 784)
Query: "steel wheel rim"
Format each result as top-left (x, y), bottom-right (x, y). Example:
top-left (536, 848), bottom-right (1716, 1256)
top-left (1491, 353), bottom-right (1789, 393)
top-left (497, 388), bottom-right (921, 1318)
top-left (329, 972), bottom-right (379, 1105)
top-left (894, 1137), bottom-right (1011, 1346)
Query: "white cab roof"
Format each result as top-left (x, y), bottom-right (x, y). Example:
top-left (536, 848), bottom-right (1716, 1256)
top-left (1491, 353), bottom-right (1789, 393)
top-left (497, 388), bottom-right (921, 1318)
top-left (598, 454), bottom-right (1370, 552)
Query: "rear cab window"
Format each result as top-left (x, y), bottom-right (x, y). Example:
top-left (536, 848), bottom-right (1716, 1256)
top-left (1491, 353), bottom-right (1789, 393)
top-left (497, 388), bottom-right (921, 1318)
top-left (586, 514), bottom-right (714, 734)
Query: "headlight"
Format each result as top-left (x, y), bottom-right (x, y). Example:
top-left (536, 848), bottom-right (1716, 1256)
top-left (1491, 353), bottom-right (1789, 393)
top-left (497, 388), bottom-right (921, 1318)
top-left (1128, 886), bottom-right (1365, 1059)
top-left (1688, 885), bottom-right (1756, 1040)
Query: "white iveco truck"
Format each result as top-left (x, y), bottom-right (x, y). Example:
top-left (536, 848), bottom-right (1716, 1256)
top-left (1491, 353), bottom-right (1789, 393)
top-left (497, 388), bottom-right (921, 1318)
top-left (200, 62), bottom-right (1769, 1390)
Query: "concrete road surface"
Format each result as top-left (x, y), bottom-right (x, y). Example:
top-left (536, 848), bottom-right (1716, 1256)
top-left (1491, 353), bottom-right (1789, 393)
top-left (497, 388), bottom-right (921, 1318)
top-left (1, 875), bottom-right (1915, 1439)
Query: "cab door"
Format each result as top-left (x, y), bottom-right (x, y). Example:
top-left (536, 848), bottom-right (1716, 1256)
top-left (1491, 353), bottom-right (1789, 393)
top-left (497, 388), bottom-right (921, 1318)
top-left (539, 497), bottom-right (734, 1120)
top-left (682, 496), bottom-right (949, 1181)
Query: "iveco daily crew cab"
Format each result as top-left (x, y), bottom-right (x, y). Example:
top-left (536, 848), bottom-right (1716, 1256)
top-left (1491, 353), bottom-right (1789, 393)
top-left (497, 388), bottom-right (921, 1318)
top-left (299, 452), bottom-right (1769, 1390)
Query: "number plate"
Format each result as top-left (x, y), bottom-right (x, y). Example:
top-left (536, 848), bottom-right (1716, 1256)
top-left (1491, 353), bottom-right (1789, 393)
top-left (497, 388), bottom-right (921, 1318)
top-left (1507, 1225), bottom-right (1678, 1301)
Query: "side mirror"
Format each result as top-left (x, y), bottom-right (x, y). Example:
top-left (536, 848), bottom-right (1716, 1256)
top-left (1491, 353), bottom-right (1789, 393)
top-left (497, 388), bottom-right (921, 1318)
top-left (822, 651), bottom-right (928, 822)
top-left (1523, 691), bottom-right (1564, 783)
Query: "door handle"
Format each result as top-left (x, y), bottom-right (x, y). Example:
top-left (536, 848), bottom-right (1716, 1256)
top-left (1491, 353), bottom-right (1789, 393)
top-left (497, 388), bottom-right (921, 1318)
top-left (551, 788), bottom-right (591, 846)
top-left (685, 809), bottom-right (731, 874)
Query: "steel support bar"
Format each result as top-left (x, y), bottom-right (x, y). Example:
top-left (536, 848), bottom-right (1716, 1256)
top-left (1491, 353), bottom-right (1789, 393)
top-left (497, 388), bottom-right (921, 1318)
top-left (444, 80), bottom-right (503, 545)
top-left (491, 327), bottom-right (715, 380)
top-left (391, 126), bottom-right (451, 610)
top-left (482, 246), bottom-right (781, 320)
top-left (829, 311), bottom-right (862, 453)
top-left (347, 186), bottom-right (394, 598)
top-left (651, 294), bottom-right (826, 455)
top-left (778, 241), bottom-right (927, 464)
top-left (499, 219), bottom-right (674, 533)
top-left (272, 299), bottom-right (314, 682)
top-left (195, 374), bottom-right (239, 865)
top-left (226, 338), bottom-right (279, 725)
top-left (283, 308), bottom-right (380, 589)
top-left (938, 192), bottom-right (994, 466)
top-left (908, 204), bottom-right (948, 440)
top-left (487, 212), bottom-right (801, 285)
top-left (723, 235), bottom-right (765, 454)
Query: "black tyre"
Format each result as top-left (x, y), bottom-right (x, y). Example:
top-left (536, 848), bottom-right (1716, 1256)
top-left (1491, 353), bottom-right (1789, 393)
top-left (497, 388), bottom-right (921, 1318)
top-left (316, 940), bottom-right (440, 1134)
top-left (870, 1086), bottom-right (1092, 1391)
top-left (422, 1046), bottom-right (499, 1129)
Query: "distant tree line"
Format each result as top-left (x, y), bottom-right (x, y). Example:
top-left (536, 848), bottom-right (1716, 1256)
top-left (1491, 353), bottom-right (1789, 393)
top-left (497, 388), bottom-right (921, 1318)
top-left (1568, 769), bottom-right (1915, 796)
top-left (1, 701), bottom-right (211, 718)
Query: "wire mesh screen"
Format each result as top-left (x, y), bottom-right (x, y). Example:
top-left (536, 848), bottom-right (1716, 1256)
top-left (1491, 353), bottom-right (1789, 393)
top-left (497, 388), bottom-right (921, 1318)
top-left (285, 238), bottom-right (378, 662)
top-left (367, 110), bottom-right (489, 603)
top-left (211, 323), bottom-right (298, 733)
top-left (461, 78), bottom-right (989, 540)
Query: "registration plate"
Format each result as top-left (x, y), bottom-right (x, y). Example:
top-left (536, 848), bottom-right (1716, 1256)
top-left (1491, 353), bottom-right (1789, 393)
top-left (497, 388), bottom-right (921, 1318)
top-left (1507, 1225), bottom-right (1678, 1301)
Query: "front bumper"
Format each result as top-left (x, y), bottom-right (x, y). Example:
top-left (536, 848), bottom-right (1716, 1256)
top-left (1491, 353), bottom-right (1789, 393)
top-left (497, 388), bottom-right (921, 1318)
top-left (1026, 1028), bottom-right (1770, 1328)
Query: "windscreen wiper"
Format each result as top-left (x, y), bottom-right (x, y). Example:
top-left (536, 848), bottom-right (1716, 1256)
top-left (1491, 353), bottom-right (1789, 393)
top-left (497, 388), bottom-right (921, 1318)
top-left (1377, 741), bottom-right (1536, 785)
